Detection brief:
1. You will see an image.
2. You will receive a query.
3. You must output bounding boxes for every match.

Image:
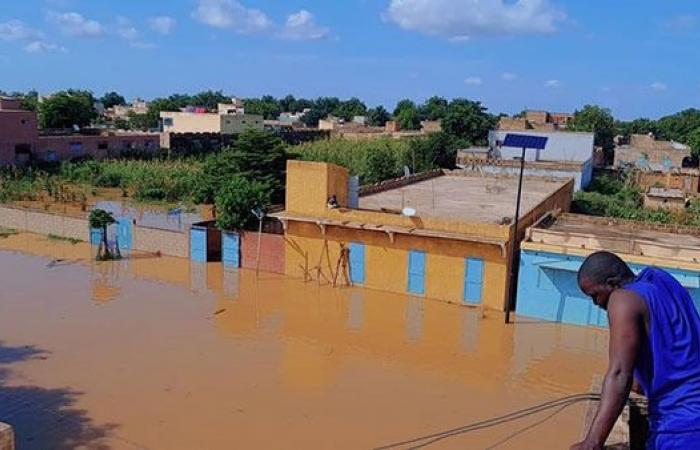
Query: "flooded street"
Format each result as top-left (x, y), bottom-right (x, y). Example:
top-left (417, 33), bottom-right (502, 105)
top-left (0, 233), bottom-right (607, 449)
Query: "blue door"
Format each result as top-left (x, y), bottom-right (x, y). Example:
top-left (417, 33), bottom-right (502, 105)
top-left (463, 258), bottom-right (485, 305)
top-left (117, 217), bottom-right (132, 251)
top-left (407, 250), bottom-right (426, 295)
top-left (349, 242), bottom-right (365, 285)
top-left (190, 227), bottom-right (207, 262)
top-left (222, 232), bottom-right (240, 268)
top-left (90, 228), bottom-right (103, 246)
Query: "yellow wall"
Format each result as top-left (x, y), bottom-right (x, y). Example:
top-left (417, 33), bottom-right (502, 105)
top-left (282, 161), bottom-right (572, 311)
top-left (285, 221), bottom-right (508, 310)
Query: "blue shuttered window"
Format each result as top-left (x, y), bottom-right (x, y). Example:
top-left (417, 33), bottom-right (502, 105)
top-left (349, 242), bottom-right (365, 285)
top-left (464, 258), bottom-right (485, 304)
top-left (407, 250), bottom-right (426, 295)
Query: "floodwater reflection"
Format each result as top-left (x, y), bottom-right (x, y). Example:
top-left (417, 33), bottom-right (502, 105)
top-left (0, 233), bottom-right (607, 449)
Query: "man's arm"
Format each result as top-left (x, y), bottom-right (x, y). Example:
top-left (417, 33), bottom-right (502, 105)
top-left (571, 290), bottom-right (645, 450)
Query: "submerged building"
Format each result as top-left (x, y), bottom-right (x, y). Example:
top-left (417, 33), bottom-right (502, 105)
top-left (517, 213), bottom-right (700, 327)
top-left (273, 161), bottom-right (574, 311)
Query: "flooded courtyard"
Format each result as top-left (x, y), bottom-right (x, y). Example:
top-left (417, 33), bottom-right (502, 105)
top-left (0, 233), bottom-right (608, 449)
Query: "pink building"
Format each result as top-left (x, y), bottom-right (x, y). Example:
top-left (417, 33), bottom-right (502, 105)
top-left (0, 97), bottom-right (159, 166)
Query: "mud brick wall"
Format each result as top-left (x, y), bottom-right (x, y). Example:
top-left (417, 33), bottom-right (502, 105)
top-left (133, 226), bottom-right (188, 258)
top-left (241, 232), bottom-right (285, 274)
top-left (0, 206), bottom-right (88, 241)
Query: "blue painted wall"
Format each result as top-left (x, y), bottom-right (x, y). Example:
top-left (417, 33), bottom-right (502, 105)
top-left (463, 258), bottom-right (485, 305)
top-left (517, 249), bottom-right (700, 327)
top-left (190, 227), bottom-right (207, 263)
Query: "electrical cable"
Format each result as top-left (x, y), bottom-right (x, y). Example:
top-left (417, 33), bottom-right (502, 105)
top-left (374, 393), bottom-right (601, 450)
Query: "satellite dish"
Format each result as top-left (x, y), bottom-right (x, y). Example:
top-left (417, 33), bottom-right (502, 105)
top-left (402, 207), bottom-right (416, 217)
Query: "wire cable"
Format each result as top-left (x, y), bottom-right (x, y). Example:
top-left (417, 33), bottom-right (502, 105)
top-left (374, 393), bottom-right (601, 450)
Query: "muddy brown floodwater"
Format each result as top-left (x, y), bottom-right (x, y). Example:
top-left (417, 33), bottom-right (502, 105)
top-left (0, 233), bottom-right (608, 450)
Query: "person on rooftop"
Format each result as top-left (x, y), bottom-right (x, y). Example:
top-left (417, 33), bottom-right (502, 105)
top-left (571, 251), bottom-right (700, 450)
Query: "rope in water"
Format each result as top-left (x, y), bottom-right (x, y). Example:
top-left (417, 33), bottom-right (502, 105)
top-left (374, 393), bottom-right (602, 450)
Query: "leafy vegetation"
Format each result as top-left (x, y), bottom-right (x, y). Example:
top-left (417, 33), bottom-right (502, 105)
top-left (0, 227), bottom-right (18, 239)
top-left (48, 234), bottom-right (82, 245)
top-left (294, 132), bottom-right (459, 184)
top-left (38, 90), bottom-right (98, 129)
top-left (89, 209), bottom-right (119, 260)
top-left (572, 174), bottom-right (700, 226)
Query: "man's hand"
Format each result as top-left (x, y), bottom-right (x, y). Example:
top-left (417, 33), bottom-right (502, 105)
top-left (570, 440), bottom-right (603, 450)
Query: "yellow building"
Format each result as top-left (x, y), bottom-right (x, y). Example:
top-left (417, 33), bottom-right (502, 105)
top-left (273, 161), bottom-right (573, 311)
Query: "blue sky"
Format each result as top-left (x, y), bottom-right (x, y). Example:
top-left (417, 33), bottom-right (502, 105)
top-left (1, 0), bottom-right (699, 119)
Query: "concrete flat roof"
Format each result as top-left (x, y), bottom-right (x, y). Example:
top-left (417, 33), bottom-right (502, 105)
top-left (544, 214), bottom-right (700, 249)
top-left (358, 174), bottom-right (570, 224)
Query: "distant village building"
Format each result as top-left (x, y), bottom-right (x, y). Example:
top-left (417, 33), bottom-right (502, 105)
top-left (0, 97), bottom-right (158, 166)
top-left (497, 110), bottom-right (574, 132)
top-left (643, 188), bottom-right (687, 212)
top-left (159, 102), bottom-right (264, 150)
top-left (104, 98), bottom-right (149, 120)
top-left (614, 133), bottom-right (694, 171)
top-left (457, 130), bottom-right (596, 191)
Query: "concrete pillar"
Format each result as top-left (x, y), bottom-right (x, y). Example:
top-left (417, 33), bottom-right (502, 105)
top-left (0, 422), bottom-right (14, 450)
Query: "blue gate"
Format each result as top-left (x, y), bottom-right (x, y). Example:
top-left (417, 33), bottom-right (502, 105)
top-left (117, 217), bottom-right (133, 251)
top-left (407, 250), bottom-right (426, 295)
top-left (190, 227), bottom-right (207, 263)
top-left (349, 242), bottom-right (365, 285)
top-left (222, 231), bottom-right (240, 268)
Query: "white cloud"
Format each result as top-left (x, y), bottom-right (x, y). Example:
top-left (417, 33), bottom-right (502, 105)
top-left (651, 82), bottom-right (668, 92)
top-left (0, 20), bottom-right (63, 54)
top-left (501, 72), bottom-right (517, 81)
top-left (192, 0), bottom-right (272, 33)
top-left (25, 41), bottom-right (65, 53)
top-left (545, 79), bottom-right (561, 88)
top-left (113, 17), bottom-right (155, 49)
top-left (278, 10), bottom-right (330, 41)
top-left (149, 16), bottom-right (177, 35)
top-left (0, 20), bottom-right (42, 41)
top-left (385, 0), bottom-right (566, 40)
top-left (47, 11), bottom-right (103, 37)
top-left (464, 76), bottom-right (483, 86)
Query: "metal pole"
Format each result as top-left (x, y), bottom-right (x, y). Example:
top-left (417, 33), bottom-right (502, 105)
top-left (505, 146), bottom-right (527, 324)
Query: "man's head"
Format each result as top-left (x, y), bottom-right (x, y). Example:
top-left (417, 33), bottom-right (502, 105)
top-left (578, 251), bottom-right (635, 310)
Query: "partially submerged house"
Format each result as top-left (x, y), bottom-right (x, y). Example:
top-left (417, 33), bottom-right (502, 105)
top-left (517, 213), bottom-right (700, 327)
top-left (272, 161), bottom-right (574, 311)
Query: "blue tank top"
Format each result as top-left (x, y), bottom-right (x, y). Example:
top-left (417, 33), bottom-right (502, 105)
top-left (625, 267), bottom-right (700, 433)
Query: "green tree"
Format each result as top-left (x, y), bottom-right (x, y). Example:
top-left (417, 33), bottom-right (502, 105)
top-left (363, 144), bottom-right (399, 184)
top-left (332, 97), bottom-right (367, 121)
top-left (191, 90), bottom-right (230, 110)
top-left (100, 91), bottom-right (126, 109)
top-left (38, 90), bottom-right (97, 129)
top-left (113, 117), bottom-right (130, 130)
top-left (568, 105), bottom-right (615, 151)
top-left (367, 106), bottom-right (391, 127)
top-left (126, 111), bottom-right (152, 131)
top-left (396, 108), bottom-right (421, 130)
top-left (687, 128), bottom-right (700, 157)
top-left (89, 209), bottom-right (118, 260)
top-left (393, 99), bottom-right (417, 118)
top-left (244, 95), bottom-right (282, 119)
top-left (408, 132), bottom-right (458, 170)
top-left (215, 176), bottom-right (272, 231)
top-left (300, 107), bottom-right (326, 127)
top-left (196, 129), bottom-right (288, 203)
top-left (421, 96), bottom-right (449, 121)
top-left (656, 109), bottom-right (700, 143)
top-left (20, 90), bottom-right (39, 112)
top-left (441, 99), bottom-right (495, 144)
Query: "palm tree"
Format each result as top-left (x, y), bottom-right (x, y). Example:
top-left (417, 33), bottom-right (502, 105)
top-left (89, 209), bottom-right (117, 260)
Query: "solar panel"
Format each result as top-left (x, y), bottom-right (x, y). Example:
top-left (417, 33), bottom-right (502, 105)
top-left (503, 134), bottom-right (548, 150)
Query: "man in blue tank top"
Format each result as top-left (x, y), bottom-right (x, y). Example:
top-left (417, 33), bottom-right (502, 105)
top-left (571, 251), bottom-right (700, 450)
